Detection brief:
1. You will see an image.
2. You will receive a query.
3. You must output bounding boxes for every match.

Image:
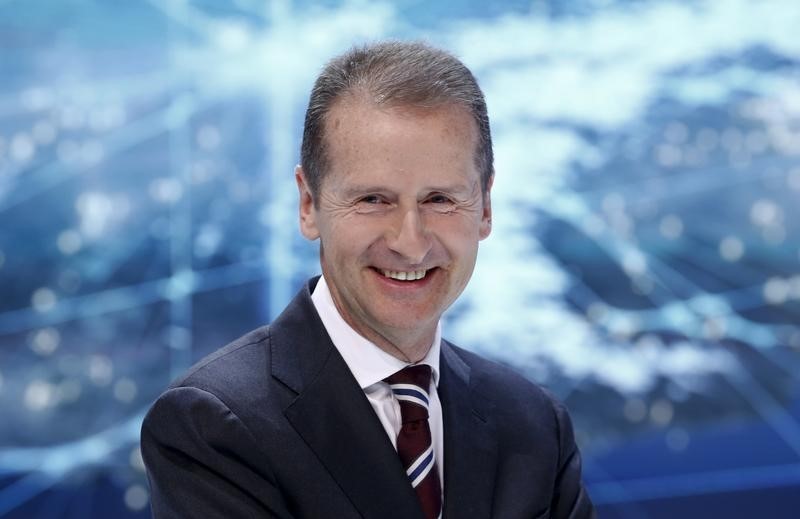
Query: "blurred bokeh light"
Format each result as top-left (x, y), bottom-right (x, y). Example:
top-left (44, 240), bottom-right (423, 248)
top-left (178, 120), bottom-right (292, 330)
top-left (0, 0), bottom-right (799, 517)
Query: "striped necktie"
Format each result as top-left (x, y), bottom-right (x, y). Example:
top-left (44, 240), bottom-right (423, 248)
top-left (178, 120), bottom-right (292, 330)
top-left (385, 365), bottom-right (442, 519)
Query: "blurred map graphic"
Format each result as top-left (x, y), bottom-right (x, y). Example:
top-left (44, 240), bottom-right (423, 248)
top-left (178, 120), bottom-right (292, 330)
top-left (0, 0), bottom-right (798, 517)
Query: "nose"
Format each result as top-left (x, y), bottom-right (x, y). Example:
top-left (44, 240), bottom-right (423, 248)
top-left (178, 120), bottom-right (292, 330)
top-left (385, 207), bottom-right (432, 265)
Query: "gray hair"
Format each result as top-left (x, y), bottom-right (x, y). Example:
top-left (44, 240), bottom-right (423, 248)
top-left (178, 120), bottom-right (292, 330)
top-left (300, 40), bottom-right (494, 199)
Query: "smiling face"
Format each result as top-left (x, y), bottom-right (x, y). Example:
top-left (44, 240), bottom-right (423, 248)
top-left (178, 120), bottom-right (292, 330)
top-left (297, 97), bottom-right (492, 361)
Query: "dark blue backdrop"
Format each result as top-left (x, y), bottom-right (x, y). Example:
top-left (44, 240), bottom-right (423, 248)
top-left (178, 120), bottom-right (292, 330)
top-left (1, 0), bottom-right (799, 517)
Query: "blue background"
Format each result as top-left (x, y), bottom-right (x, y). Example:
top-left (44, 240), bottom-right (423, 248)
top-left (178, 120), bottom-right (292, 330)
top-left (1, 0), bottom-right (799, 517)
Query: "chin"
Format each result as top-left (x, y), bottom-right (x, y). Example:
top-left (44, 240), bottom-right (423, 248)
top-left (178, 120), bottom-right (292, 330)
top-left (373, 307), bottom-right (441, 331)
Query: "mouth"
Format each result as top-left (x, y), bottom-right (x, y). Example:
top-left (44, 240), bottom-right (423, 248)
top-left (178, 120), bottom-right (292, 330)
top-left (374, 268), bottom-right (432, 282)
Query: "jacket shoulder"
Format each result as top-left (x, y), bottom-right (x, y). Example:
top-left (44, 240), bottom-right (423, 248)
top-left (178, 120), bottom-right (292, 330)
top-left (169, 325), bottom-right (273, 400)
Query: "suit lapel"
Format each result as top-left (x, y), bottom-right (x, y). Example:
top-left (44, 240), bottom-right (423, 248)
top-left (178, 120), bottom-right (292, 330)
top-left (439, 342), bottom-right (498, 519)
top-left (271, 280), bottom-right (424, 519)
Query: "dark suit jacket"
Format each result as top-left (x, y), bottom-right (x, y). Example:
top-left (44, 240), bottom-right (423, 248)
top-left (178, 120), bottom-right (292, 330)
top-left (141, 278), bottom-right (595, 518)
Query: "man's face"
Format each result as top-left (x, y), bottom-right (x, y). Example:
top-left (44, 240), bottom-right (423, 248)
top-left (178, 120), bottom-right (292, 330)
top-left (296, 98), bottom-right (492, 356)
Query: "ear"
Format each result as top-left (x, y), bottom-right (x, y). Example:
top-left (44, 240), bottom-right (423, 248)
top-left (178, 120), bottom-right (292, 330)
top-left (296, 165), bottom-right (320, 240)
top-left (479, 174), bottom-right (493, 240)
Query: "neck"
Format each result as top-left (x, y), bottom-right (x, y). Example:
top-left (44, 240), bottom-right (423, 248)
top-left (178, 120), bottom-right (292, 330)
top-left (334, 300), bottom-right (437, 364)
top-left (360, 326), bottom-right (436, 364)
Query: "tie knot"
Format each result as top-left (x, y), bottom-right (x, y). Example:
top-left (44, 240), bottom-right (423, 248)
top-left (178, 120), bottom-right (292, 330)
top-left (385, 365), bottom-right (432, 421)
top-left (386, 364), bottom-right (432, 388)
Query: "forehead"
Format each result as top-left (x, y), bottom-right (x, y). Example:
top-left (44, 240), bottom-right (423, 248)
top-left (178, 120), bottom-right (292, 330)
top-left (321, 96), bottom-right (479, 186)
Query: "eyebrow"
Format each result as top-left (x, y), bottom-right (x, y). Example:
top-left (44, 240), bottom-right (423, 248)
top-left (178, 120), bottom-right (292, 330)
top-left (339, 182), bottom-right (478, 198)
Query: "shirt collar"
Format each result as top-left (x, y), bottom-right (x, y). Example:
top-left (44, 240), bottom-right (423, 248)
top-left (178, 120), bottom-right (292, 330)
top-left (310, 275), bottom-right (441, 389)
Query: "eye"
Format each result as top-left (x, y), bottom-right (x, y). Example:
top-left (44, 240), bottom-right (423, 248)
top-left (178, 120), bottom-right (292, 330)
top-left (426, 194), bottom-right (453, 204)
top-left (354, 194), bottom-right (391, 213)
top-left (423, 193), bottom-right (458, 214)
top-left (359, 194), bottom-right (386, 205)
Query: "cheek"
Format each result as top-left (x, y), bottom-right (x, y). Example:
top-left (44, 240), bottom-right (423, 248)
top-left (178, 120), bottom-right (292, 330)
top-left (325, 218), bottom-right (385, 253)
top-left (428, 213), bottom-right (484, 246)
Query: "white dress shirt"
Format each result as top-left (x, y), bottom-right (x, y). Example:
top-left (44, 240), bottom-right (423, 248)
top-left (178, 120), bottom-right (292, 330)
top-left (311, 275), bottom-right (445, 489)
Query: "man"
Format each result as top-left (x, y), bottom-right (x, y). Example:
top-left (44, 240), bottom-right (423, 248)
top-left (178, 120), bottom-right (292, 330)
top-left (141, 40), bottom-right (595, 518)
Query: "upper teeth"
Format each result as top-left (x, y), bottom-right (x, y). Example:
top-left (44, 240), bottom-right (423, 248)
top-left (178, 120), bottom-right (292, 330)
top-left (381, 269), bottom-right (427, 281)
